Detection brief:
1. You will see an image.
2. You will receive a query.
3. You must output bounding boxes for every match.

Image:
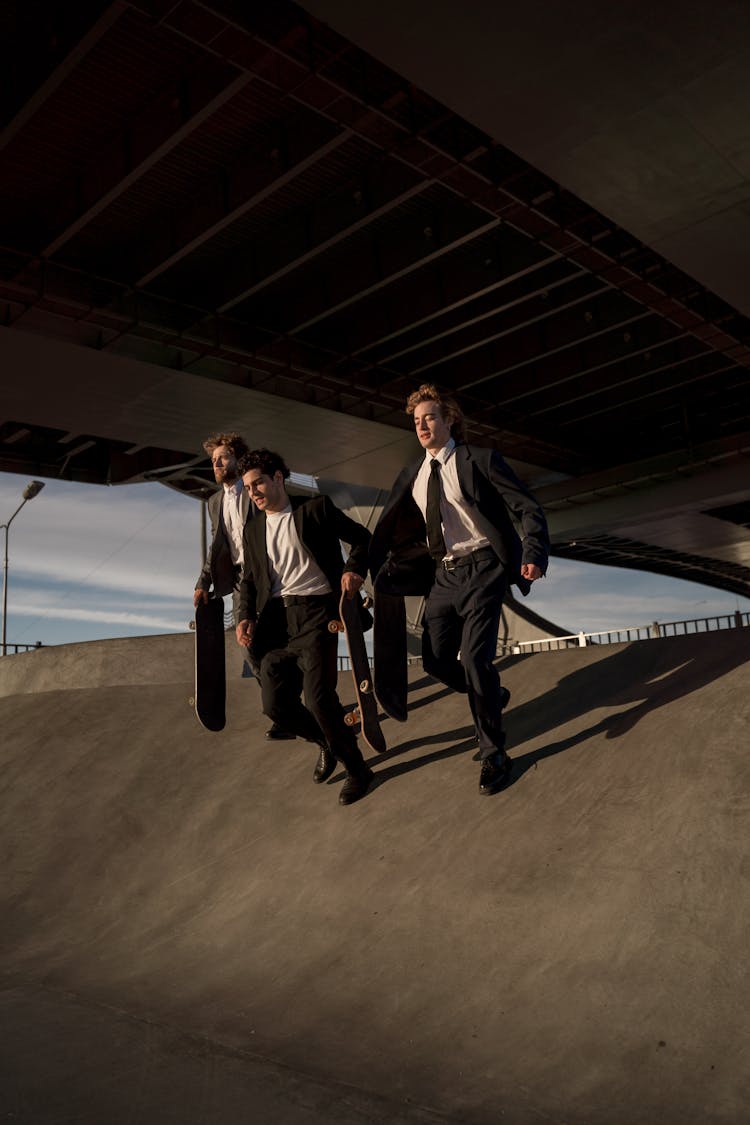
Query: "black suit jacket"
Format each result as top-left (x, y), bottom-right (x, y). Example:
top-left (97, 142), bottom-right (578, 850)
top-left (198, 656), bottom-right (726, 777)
top-left (369, 443), bottom-right (550, 596)
top-left (195, 487), bottom-right (253, 597)
top-left (238, 494), bottom-right (371, 622)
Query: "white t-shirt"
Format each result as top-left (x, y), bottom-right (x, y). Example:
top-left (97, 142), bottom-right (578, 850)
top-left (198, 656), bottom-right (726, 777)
top-left (265, 505), bottom-right (332, 597)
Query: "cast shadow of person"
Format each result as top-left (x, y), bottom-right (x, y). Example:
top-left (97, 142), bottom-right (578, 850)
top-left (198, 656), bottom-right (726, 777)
top-left (502, 630), bottom-right (749, 785)
top-left (361, 724), bottom-right (477, 788)
top-left (363, 630), bottom-right (748, 792)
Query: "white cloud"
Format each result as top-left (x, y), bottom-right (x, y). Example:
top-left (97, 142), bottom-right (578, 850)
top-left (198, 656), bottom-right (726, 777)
top-left (1, 475), bottom-right (201, 601)
top-left (9, 600), bottom-right (188, 632)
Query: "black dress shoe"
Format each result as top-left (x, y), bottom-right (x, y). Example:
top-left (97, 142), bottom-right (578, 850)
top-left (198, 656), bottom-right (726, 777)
top-left (339, 766), bottom-right (374, 805)
top-left (479, 751), bottom-right (513, 795)
top-left (265, 724), bottom-right (296, 740)
top-left (313, 743), bottom-right (337, 784)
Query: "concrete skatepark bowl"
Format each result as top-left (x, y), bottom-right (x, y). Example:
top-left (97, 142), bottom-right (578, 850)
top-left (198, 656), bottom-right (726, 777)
top-left (1, 627), bottom-right (749, 1123)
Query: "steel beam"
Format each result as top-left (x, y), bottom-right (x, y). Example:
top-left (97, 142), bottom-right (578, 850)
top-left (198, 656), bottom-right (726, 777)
top-left (136, 124), bottom-right (352, 286)
top-left (1, 2), bottom-right (125, 153)
top-left (41, 67), bottom-right (252, 257)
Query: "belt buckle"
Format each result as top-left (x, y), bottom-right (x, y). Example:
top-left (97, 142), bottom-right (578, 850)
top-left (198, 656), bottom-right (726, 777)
top-left (442, 557), bottom-right (457, 572)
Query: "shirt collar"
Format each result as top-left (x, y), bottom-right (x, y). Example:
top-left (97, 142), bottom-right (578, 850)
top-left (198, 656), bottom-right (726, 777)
top-left (424, 437), bottom-right (455, 466)
top-left (223, 479), bottom-right (242, 495)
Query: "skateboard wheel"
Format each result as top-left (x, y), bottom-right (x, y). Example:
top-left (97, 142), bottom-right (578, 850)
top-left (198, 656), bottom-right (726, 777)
top-left (328, 620), bottom-right (344, 633)
top-left (359, 679), bottom-right (371, 694)
top-left (344, 708), bottom-right (360, 727)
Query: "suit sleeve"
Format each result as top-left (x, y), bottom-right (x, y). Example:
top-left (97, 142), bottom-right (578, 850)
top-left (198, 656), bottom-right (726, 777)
top-left (487, 452), bottom-right (550, 574)
top-left (237, 571), bottom-right (258, 622)
top-left (195, 492), bottom-right (221, 591)
top-left (237, 515), bottom-right (259, 621)
top-left (325, 496), bottom-right (371, 578)
top-left (368, 466), bottom-right (423, 580)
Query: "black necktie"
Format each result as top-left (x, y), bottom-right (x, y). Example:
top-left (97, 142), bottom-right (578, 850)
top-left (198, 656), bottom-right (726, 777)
top-left (426, 458), bottom-right (446, 561)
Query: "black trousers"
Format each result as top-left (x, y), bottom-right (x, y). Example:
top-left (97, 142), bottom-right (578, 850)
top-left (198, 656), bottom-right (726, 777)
top-left (421, 553), bottom-right (508, 759)
top-left (255, 597), bottom-right (364, 771)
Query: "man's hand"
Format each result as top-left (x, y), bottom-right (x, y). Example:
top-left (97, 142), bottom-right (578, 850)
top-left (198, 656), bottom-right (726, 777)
top-left (521, 563), bottom-right (543, 582)
top-left (193, 588), bottom-right (209, 607)
top-left (341, 571), bottom-right (364, 599)
top-left (236, 619), bottom-right (254, 648)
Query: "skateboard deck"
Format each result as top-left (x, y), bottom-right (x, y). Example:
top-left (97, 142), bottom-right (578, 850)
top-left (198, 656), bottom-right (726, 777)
top-left (372, 576), bottom-right (408, 723)
top-left (329, 592), bottom-right (386, 754)
top-left (190, 596), bottom-right (226, 731)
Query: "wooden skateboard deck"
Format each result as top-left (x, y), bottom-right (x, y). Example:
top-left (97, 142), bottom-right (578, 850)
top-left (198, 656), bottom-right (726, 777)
top-left (329, 592), bottom-right (386, 754)
top-left (372, 575), bottom-right (408, 723)
top-left (191, 596), bottom-right (226, 731)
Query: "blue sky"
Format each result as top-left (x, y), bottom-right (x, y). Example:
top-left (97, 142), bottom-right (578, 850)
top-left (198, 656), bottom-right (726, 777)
top-left (2, 469), bottom-right (748, 650)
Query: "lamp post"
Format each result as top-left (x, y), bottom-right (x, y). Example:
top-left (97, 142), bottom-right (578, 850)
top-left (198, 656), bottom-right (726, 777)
top-left (1, 480), bottom-right (45, 656)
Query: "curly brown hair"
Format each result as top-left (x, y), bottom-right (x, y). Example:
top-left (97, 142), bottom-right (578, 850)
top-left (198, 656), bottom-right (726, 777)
top-left (237, 448), bottom-right (291, 481)
top-left (405, 383), bottom-right (465, 441)
top-left (202, 432), bottom-right (249, 460)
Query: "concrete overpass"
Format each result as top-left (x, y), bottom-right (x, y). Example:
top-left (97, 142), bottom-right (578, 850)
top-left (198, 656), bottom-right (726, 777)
top-left (1, 0), bottom-right (749, 595)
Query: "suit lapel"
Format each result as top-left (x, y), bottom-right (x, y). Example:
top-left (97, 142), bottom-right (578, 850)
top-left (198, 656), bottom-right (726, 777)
top-left (247, 511), bottom-right (267, 567)
top-left (239, 487), bottom-right (251, 526)
top-left (211, 489), bottom-right (227, 537)
top-left (453, 444), bottom-right (476, 503)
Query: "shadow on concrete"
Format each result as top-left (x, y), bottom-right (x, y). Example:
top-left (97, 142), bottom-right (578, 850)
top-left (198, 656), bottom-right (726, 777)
top-left (404, 633), bottom-right (750, 791)
top-left (505, 631), bottom-right (749, 757)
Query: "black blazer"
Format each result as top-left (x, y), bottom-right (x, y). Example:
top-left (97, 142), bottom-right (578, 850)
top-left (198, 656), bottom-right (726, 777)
top-left (369, 442), bottom-right (550, 596)
top-left (238, 494), bottom-right (371, 622)
top-left (195, 487), bottom-right (253, 598)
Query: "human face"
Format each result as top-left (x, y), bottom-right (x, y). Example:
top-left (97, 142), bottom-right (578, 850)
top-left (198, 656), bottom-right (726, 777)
top-left (243, 467), bottom-right (287, 513)
top-left (211, 444), bottom-right (238, 485)
top-left (413, 400), bottom-right (452, 453)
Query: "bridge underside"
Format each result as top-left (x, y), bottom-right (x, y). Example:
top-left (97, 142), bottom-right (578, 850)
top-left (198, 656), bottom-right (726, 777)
top-left (1, 0), bottom-right (749, 595)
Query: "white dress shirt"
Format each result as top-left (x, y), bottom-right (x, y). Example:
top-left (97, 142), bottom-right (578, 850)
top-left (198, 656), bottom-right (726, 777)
top-left (222, 480), bottom-right (245, 567)
top-left (411, 439), bottom-right (490, 560)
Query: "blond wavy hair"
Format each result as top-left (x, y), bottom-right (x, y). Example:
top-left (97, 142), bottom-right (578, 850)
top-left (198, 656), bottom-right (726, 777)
top-left (405, 383), bottom-right (465, 441)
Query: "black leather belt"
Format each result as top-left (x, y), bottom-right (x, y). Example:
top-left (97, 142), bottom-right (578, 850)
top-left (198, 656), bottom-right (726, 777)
top-left (442, 546), bottom-right (497, 571)
top-left (280, 594), bottom-right (332, 607)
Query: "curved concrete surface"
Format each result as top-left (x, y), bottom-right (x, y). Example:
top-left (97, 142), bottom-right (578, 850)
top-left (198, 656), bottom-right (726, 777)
top-left (1, 628), bottom-right (749, 1123)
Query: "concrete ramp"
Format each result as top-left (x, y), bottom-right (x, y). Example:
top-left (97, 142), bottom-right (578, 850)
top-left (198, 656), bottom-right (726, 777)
top-left (1, 628), bottom-right (749, 1124)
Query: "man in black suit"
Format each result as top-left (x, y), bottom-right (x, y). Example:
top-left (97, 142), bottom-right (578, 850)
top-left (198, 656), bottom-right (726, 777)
top-left (194, 432), bottom-right (250, 618)
top-left (235, 448), bottom-right (375, 806)
top-left (193, 432), bottom-right (290, 741)
top-left (370, 383), bottom-right (550, 795)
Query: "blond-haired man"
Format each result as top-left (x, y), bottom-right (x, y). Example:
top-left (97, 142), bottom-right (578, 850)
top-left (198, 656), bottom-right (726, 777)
top-left (370, 384), bottom-right (549, 795)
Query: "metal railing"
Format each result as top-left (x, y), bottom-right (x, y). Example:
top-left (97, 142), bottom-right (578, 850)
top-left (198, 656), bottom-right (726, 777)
top-left (3, 611), bottom-right (744, 667)
top-left (1, 641), bottom-right (43, 654)
top-left (507, 610), bottom-right (749, 654)
top-left (336, 612), bottom-right (749, 669)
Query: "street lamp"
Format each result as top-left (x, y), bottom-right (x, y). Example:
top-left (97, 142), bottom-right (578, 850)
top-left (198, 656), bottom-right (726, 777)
top-left (2, 480), bottom-right (46, 656)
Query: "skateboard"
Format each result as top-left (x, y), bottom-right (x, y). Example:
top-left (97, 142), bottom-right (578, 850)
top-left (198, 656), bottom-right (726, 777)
top-left (371, 544), bottom-right (434, 723)
top-left (190, 596), bottom-right (226, 731)
top-left (329, 592), bottom-right (386, 754)
top-left (372, 580), bottom-right (408, 723)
